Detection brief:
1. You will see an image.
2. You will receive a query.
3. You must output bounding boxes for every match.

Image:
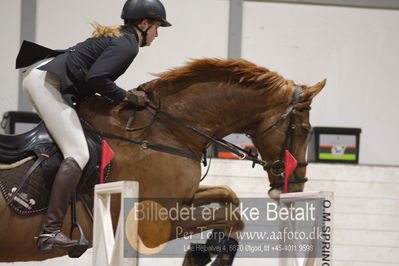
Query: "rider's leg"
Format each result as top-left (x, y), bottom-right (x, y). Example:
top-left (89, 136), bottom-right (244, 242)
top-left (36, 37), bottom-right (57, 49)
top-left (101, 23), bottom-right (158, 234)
top-left (22, 60), bottom-right (90, 169)
top-left (35, 158), bottom-right (82, 251)
top-left (22, 60), bottom-right (90, 251)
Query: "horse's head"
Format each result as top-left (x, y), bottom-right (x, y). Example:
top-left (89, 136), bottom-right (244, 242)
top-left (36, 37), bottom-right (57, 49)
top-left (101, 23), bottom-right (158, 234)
top-left (249, 79), bottom-right (326, 198)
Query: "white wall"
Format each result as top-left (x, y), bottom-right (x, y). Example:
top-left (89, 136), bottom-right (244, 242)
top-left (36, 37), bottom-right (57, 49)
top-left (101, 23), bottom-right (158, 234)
top-left (242, 2), bottom-right (399, 166)
top-left (0, 0), bottom-right (21, 133)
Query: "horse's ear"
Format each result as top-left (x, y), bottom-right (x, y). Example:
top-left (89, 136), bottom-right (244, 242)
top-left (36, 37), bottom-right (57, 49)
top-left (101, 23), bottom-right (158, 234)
top-left (302, 79), bottom-right (326, 102)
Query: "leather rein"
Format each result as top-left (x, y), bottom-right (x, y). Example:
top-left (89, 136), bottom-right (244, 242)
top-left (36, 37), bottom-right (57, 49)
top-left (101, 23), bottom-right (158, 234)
top-left (88, 85), bottom-right (309, 189)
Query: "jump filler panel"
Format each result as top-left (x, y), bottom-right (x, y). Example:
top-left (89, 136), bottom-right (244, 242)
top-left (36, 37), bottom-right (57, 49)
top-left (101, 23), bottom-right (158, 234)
top-left (308, 127), bottom-right (361, 164)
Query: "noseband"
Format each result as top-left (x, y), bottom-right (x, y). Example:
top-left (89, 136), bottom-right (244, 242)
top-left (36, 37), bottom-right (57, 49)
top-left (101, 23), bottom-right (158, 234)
top-left (251, 85), bottom-right (309, 190)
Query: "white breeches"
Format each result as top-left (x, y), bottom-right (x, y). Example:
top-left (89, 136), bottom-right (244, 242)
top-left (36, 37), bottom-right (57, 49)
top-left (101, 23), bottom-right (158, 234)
top-left (22, 58), bottom-right (89, 170)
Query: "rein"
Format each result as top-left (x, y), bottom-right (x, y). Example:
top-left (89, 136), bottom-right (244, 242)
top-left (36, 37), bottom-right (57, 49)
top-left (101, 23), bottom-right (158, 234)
top-left (146, 103), bottom-right (267, 167)
top-left (88, 85), bottom-right (309, 190)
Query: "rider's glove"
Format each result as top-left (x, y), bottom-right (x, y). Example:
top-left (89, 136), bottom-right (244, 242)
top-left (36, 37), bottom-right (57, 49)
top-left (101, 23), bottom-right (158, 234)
top-left (124, 90), bottom-right (149, 107)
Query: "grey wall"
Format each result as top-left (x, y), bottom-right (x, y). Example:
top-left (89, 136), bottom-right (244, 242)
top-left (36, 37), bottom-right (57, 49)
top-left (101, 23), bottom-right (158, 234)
top-left (0, 0), bottom-right (21, 132)
top-left (241, 2), bottom-right (399, 165)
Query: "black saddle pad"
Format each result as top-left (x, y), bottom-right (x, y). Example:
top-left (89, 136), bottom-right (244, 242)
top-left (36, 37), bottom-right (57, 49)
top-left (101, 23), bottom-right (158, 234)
top-left (0, 120), bottom-right (111, 215)
top-left (0, 158), bottom-right (53, 215)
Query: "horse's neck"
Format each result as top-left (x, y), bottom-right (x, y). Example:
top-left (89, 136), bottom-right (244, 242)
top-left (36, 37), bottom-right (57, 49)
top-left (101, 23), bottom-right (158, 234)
top-left (157, 82), bottom-right (291, 151)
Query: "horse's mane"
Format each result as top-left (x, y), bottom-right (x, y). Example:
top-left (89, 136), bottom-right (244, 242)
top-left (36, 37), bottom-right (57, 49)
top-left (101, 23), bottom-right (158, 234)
top-left (145, 58), bottom-right (288, 95)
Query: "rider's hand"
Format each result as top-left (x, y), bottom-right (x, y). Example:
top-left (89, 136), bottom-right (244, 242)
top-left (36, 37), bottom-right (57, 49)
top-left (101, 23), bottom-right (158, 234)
top-left (124, 90), bottom-right (149, 107)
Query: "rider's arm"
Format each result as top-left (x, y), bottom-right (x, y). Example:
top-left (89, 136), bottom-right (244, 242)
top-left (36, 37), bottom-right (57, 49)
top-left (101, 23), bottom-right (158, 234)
top-left (85, 36), bottom-right (138, 105)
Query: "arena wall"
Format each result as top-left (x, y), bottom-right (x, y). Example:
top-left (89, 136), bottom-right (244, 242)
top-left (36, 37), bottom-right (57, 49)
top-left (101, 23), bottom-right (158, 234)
top-left (241, 2), bottom-right (399, 166)
top-left (0, 1), bottom-right (21, 125)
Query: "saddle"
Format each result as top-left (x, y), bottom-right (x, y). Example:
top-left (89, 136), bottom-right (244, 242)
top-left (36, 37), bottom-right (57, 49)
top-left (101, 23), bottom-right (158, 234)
top-left (0, 120), bottom-right (111, 215)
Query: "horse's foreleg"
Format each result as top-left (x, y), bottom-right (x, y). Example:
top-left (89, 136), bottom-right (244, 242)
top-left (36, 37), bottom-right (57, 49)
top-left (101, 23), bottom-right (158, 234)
top-left (191, 185), bottom-right (240, 207)
top-left (171, 185), bottom-right (243, 239)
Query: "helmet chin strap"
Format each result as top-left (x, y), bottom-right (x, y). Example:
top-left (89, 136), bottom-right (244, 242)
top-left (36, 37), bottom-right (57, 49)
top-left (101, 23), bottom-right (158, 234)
top-left (134, 23), bottom-right (154, 47)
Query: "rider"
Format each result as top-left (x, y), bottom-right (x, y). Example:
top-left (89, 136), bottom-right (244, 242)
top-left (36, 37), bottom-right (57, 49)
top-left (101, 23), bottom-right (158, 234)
top-left (18, 0), bottom-right (171, 252)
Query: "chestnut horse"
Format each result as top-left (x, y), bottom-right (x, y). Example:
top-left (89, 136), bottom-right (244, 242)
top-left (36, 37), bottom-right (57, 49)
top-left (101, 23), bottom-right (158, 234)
top-left (0, 58), bottom-right (325, 262)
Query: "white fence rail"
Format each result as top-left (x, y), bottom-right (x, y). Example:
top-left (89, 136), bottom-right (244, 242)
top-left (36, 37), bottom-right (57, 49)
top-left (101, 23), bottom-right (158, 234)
top-left (92, 181), bottom-right (139, 266)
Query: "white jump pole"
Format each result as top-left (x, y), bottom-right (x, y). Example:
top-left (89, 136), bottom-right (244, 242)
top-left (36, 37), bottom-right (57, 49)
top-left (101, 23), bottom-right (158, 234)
top-left (279, 191), bottom-right (334, 266)
top-left (92, 181), bottom-right (139, 266)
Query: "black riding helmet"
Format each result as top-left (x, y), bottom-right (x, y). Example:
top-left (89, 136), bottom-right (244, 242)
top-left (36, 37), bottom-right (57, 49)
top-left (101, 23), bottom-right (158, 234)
top-left (121, 0), bottom-right (172, 27)
top-left (121, 0), bottom-right (171, 46)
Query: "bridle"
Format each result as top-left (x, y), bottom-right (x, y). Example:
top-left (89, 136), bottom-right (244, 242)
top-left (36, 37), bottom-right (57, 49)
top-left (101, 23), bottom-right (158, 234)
top-left (249, 85), bottom-right (309, 190)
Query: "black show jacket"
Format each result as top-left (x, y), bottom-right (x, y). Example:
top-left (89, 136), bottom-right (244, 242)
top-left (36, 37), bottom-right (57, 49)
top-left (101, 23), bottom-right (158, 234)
top-left (16, 27), bottom-right (139, 105)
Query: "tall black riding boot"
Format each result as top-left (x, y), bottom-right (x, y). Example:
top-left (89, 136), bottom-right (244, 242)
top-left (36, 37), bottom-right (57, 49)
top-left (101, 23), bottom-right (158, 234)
top-left (36, 157), bottom-right (82, 252)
